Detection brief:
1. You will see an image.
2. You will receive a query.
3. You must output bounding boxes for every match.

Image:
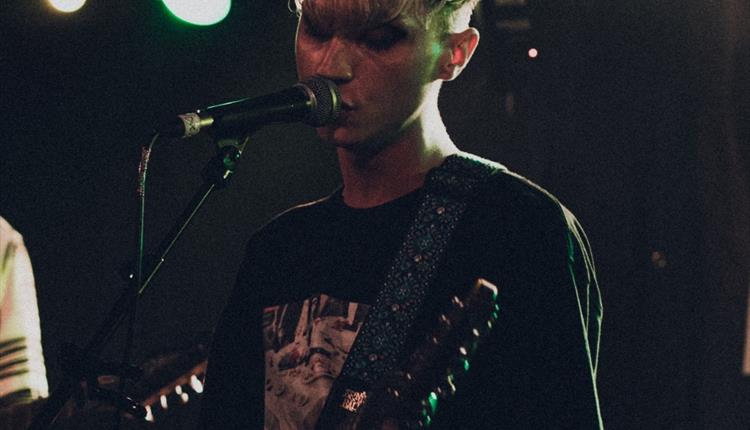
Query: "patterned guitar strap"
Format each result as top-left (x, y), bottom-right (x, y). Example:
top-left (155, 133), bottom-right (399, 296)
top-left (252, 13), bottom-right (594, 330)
top-left (316, 152), bottom-right (505, 429)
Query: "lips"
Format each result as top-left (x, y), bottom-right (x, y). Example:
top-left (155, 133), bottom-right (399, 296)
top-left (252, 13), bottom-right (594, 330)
top-left (331, 101), bottom-right (354, 125)
top-left (341, 100), bottom-right (355, 111)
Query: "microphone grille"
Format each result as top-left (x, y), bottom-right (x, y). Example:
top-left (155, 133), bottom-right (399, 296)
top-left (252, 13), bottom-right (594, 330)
top-left (299, 77), bottom-right (341, 126)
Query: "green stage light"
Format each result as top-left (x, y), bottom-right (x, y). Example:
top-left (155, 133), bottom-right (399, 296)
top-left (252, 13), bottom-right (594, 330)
top-left (161, 0), bottom-right (231, 26)
top-left (48, 0), bottom-right (87, 13)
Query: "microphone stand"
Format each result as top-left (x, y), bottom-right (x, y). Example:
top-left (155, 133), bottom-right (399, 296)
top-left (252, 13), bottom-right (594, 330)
top-left (27, 133), bottom-right (250, 430)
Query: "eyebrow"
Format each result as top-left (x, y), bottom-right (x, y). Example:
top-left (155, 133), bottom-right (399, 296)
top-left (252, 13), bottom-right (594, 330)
top-left (302, 15), bottom-right (410, 42)
top-left (301, 10), bottom-right (408, 37)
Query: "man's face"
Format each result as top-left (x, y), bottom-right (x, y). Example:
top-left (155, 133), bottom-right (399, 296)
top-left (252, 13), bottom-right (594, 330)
top-left (295, 1), bottom-right (444, 151)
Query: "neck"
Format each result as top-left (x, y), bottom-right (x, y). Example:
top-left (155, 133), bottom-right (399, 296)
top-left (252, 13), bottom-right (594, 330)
top-left (337, 104), bottom-right (458, 208)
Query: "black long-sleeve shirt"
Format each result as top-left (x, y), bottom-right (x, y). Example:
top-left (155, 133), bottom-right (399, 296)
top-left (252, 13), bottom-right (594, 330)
top-left (201, 156), bottom-right (603, 429)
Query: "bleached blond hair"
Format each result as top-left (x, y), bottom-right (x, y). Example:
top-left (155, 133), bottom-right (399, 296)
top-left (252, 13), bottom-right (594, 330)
top-left (292, 0), bottom-right (479, 35)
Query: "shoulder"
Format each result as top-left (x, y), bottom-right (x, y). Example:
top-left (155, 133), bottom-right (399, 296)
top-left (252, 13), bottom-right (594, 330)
top-left (248, 192), bottom-right (337, 246)
top-left (236, 191), bottom-right (341, 281)
top-left (455, 159), bottom-right (592, 274)
top-left (470, 163), bottom-right (573, 231)
top-left (439, 152), bottom-right (567, 220)
top-left (1, 216), bottom-right (27, 259)
top-left (231, 193), bottom-right (337, 300)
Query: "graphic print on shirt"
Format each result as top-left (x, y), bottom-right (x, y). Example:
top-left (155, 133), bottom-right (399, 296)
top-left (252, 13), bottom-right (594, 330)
top-left (263, 294), bottom-right (370, 430)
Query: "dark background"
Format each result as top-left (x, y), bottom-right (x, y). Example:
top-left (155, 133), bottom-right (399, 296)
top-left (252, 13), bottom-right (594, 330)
top-left (1, 1), bottom-right (748, 429)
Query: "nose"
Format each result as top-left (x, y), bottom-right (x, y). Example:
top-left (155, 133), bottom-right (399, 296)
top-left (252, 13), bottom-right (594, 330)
top-left (315, 37), bottom-right (355, 83)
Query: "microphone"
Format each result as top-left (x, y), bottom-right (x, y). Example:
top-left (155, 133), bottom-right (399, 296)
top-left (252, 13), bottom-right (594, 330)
top-left (157, 77), bottom-right (340, 138)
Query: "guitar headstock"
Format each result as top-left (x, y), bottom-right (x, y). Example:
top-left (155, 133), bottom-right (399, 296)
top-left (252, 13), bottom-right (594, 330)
top-left (129, 344), bottom-right (208, 423)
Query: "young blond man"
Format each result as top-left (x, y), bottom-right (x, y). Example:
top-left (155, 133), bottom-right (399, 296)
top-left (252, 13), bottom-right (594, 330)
top-left (201, 1), bottom-right (603, 428)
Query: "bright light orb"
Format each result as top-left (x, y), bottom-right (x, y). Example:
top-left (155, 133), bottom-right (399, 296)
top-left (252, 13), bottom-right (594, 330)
top-left (162, 0), bottom-right (231, 26)
top-left (48, 0), bottom-right (87, 13)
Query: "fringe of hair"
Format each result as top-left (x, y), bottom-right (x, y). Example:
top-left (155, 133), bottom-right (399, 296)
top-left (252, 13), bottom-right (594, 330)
top-left (291, 0), bottom-right (479, 33)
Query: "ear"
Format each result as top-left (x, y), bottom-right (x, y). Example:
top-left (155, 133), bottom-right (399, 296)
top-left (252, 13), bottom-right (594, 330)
top-left (437, 28), bottom-right (480, 81)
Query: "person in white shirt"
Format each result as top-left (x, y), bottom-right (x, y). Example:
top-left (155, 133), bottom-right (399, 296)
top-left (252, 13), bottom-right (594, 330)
top-left (0, 216), bottom-right (48, 407)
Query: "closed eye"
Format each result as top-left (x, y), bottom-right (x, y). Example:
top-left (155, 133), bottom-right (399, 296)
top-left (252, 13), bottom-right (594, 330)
top-left (360, 25), bottom-right (407, 51)
top-left (301, 16), bottom-right (332, 42)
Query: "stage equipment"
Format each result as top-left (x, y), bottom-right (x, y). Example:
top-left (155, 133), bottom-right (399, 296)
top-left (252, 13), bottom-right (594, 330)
top-left (26, 79), bottom-right (340, 430)
top-left (157, 78), bottom-right (340, 139)
top-left (161, 0), bottom-right (231, 26)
